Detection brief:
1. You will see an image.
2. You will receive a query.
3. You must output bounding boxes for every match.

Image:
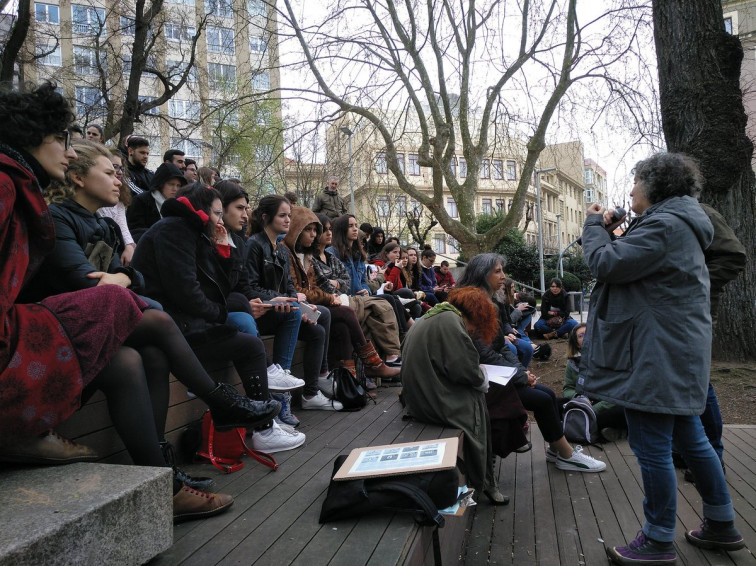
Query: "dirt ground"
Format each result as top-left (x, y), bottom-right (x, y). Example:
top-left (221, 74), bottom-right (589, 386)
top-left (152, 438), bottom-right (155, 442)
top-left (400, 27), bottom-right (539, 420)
top-left (529, 338), bottom-right (756, 425)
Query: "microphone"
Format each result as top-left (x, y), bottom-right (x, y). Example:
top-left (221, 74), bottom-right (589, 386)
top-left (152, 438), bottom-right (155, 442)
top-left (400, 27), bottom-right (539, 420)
top-left (575, 206), bottom-right (626, 245)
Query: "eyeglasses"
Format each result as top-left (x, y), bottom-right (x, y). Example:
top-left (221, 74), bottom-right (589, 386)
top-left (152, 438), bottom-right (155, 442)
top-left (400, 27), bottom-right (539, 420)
top-left (57, 130), bottom-right (71, 150)
top-left (211, 209), bottom-right (223, 218)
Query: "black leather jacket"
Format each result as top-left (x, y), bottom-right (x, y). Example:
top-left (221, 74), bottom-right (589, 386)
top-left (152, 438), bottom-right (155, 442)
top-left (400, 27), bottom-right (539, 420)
top-left (244, 231), bottom-right (297, 300)
top-left (20, 199), bottom-right (143, 302)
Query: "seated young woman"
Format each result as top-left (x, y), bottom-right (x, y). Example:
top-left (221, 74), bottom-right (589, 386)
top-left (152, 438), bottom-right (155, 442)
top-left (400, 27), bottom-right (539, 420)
top-left (311, 214), bottom-right (403, 372)
top-left (563, 323), bottom-right (627, 442)
top-left (126, 162), bottom-right (187, 243)
top-left (418, 246), bottom-right (445, 304)
top-left (97, 148), bottom-right (136, 266)
top-left (458, 253), bottom-right (606, 473)
top-left (214, 181), bottom-right (303, 427)
top-left (283, 207), bottom-right (400, 384)
top-left (401, 286), bottom-right (522, 504)
top-left (493, 277), bottom-right (535, 368)
top-left (0, 83), bottom-right (278, 522)
top-left (534, 277), bottom-right (578, 339)
top-left (244, 195), bottom-right (340, 411)
top-left (132, 183), bottom-right (306, 454)
top-left (327, 214), bottom-right (412, 338)
top-left (379, 243), bottom-right (423, 321)
top-left (503, 278), bottom-right (537, 335)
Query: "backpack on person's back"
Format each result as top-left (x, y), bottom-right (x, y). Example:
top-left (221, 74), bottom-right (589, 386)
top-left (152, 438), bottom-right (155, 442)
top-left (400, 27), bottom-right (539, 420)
top-left (562, 395), bottom-right (599, 445)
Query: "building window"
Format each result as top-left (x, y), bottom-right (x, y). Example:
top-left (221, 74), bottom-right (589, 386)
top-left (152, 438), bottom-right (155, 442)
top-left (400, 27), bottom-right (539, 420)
top-left (167, 60), bottom-right (198, 83)
top-left (208, 62), bottom-right (237, 89)
top-left (252, 71), bottom-right (270, 90)
top-left (171, 138), bottom-right (203, 161)
top-left (506, 160), bottom-right (516, 181)
top-left (169, 99), bottom-right (200, 120)
top-left (448, 237), bottom-right (460, 254)
top-left (433, 234), bottom-right (446, 254)
top-left (378, 195), bottom-right (390, 217)
top-left (136, 96), bottom-right (159, 116)
top-left (446, 198), bottom-right (458, 218)
top-left (584, 169), bottom-right (594, 185)
top-left (480, 159), bottom-right (490, 179)
top-left (168, 0), bottom-right (195, 5)
top-left (481, 198), bottom-right (492, 215)
top-left (724, 17), bottom-right (733, 34)
top-left (396, 196), bottom-right (407, 216)
top-left (72, 4), bottom-right (105, 35)
top-left (74, 86), bottom-right (106, 118)
top-left (120, 16), bottom-right (136, 35)
top-left (37, 44), bottom-right (62, 66)
top-left (496, 199), bottom-right (505, 211)
top-left (249, 34), bottom-right (267, 53)
top-left (450, 157), bottom-right (457, 177)
top-left (73, 46), bottom-right (103, 75)
top-left (410, 199), bottom-right (422, 214)
top-left (248, 0), bottom-right (267, 16)
top-left (492, 159), bottom-right (503, 180)
top-left (207, 26), bottom-right (235, 54)
top-left (459, 157), bottom-right (467, 178)
top-left (35, 3), bottom-right (59, 24)
top-left (165, 22), bottom-right (195, 41)
top-left (396, 153), bottom-right (405, 174)
top-left (206, 0), bottom-right (233, 18)
top-left (408, 154), bottom-right (420, 176)
top-left (375, 152), bottom-right (387, 174)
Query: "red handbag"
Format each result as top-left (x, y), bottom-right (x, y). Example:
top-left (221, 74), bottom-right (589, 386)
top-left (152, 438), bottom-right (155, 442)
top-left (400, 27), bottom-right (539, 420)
top-left (196, 411), bottom-right (279, 473)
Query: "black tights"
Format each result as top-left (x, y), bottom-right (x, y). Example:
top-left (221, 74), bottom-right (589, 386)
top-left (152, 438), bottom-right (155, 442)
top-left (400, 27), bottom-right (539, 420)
top-left (86, 310), bottom-right (223, 470)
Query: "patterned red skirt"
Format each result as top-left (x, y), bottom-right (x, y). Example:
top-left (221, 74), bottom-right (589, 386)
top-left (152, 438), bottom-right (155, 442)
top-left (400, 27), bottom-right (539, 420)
top-left (0, 286), bottom-right (146, 444)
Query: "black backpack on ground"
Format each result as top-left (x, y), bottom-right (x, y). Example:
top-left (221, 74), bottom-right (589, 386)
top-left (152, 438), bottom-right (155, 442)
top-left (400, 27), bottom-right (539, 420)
top-left (562, 395), bottom-right (599, 445)
top-left (328, 366), bottom-right (368, 411)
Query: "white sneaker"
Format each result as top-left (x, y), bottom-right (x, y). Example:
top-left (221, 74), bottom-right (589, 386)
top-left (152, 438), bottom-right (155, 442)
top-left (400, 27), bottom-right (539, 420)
top-left (267, 364), bottom-right (305, 391)
top-left (317, 375), bottom-right (337, 399)
top-left (546, 446), bottom-right (558, 463)
top-left (301, 390), bottom-right (343, 411)
top-left (249, 421), bottom-right (305, 453)
top-left (555, 445), bottom-right (606, 473)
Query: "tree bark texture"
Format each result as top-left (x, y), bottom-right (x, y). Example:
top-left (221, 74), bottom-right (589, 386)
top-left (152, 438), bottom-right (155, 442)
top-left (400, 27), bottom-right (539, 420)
top-left (653, 0), bottom-right (755, 360)
top-left (0, 0), bottom-right (31, 83)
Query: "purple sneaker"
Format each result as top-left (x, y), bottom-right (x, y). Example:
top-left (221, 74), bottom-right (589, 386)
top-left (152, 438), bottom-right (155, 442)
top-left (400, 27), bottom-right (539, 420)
top-left (606, 531), bottom-right (676, 565)
top-left (685, 519), bottom-right (745, 551)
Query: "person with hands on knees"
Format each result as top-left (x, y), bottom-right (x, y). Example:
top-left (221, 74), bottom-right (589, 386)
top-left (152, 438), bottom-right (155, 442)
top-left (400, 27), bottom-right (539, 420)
top-left (245, 195), bottom-right (339, 411)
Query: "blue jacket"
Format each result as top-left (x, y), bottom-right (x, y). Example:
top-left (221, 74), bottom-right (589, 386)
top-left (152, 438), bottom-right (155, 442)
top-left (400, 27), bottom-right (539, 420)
top-left (326, 246), bottom-right (370, 295)
top-left (419, 264), bottom-right (437, 292)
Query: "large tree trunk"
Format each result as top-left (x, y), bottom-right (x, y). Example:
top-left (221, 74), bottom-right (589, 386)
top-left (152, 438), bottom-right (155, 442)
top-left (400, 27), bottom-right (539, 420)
top-left (0, 0), bottom-right (30, 83)
top-left (653, 0), bottom-right (756, 360)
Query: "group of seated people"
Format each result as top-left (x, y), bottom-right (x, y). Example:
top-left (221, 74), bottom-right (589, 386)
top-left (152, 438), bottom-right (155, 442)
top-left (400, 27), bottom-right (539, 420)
top-left (0, 83), bottom-right (620, 530)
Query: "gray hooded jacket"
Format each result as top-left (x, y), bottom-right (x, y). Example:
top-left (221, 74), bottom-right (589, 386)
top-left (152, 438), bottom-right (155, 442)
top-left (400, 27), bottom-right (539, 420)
top-left (578, 195), bottom-right (714, 415)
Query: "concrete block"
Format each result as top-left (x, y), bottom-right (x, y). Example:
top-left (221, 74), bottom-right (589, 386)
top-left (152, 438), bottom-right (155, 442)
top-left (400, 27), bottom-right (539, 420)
top-left (0, 463), bottom-right (172, 566)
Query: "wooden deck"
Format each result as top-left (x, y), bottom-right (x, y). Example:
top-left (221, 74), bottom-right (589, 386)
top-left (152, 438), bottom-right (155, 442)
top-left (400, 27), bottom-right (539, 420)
top-left (152, 388), bottom-right (756, 566)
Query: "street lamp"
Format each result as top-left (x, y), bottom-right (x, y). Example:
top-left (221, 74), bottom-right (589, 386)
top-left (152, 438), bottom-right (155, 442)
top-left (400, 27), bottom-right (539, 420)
top-left (534, 167), bottom-right (556, 294)
top-left (339, 126), bottom-right (355, 215)
top-left (556, 213), bottom-right (563, 277)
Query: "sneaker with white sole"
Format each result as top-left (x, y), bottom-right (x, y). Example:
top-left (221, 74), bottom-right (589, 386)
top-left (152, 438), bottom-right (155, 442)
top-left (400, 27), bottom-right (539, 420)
top-left (302, 390), bottom-right (343, 411)
top-left (546, 446), bottom-right (558, 463)
top-left (556, 445), bottom-right (606, 472)
top-left (267, 364), bottom-right (305, 391)
top-left (249, 421), bottom-right (305, 453)
top-left (271, 392), bottom-right (300, 427)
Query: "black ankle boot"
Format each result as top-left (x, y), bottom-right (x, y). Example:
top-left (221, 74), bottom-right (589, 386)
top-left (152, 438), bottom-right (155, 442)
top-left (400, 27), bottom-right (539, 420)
top-left (204, 383), bottom-right (280, 430)
top-left (161, 441), bottom-right (214, 492)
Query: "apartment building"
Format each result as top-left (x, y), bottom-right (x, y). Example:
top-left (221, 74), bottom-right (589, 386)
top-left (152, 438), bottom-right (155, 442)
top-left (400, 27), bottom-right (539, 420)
top-left (326, 119), bottom-right (602, 259)
top-left (24, 0), bottom-right (280, 177)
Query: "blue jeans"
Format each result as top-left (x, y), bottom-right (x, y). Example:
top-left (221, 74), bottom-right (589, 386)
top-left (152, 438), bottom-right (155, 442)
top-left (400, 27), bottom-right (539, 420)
top-left (227, 311), bottom-right (259, 336)
top-left (255, 307), bottom-right (302, 370)
top-left (534, 316), bottom-right (577, 337)
top-left (516, 313), bottom-right (533, 334)
top-left (700, 382), bottom-right (724, 463)
top-left (625, 409), bottom-right (734, 542)
top-left (506, 336), bottom-right (533, 368)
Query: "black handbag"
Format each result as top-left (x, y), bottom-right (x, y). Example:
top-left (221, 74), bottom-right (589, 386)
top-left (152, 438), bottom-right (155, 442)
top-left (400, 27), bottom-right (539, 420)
top-left (329, 366), bottom-right (367, 411)
top-left (319, 455), bottom-right (460, 566)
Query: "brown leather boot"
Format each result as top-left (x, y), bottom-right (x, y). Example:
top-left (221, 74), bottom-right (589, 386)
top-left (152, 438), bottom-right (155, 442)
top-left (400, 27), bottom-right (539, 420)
top-left (173, 486), bottom-right (234, 523)
top-left (357, 341), bottom-right (401, 380)
top-left (0, 430), bottom-right (98, 465)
